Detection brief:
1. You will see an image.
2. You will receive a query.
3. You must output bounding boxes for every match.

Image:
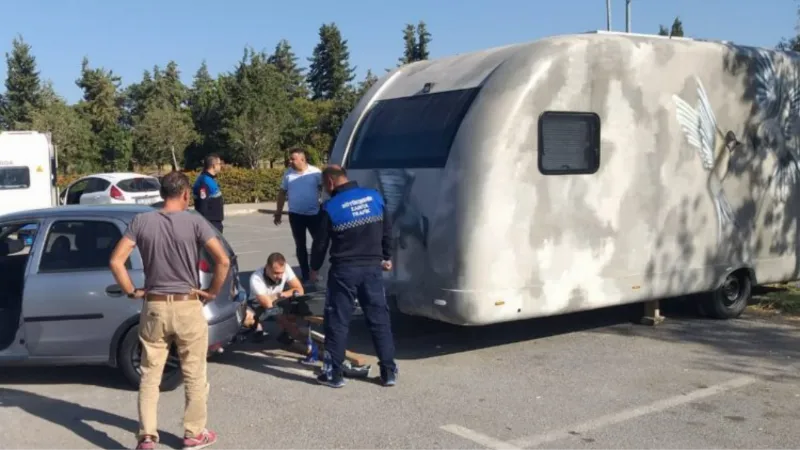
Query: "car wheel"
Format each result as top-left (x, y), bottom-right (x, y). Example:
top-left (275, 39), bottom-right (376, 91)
top-left (118, 324), bottom-right (183, 392)
top-left (702, 271), bottom-right (752, 320)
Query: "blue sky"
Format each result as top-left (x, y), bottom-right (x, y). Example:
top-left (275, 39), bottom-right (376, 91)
top-left (1, 0), bottom-right (798, 104)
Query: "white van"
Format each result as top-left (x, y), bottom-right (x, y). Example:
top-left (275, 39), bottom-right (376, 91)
top-left (0, 131), bottom-right (58, 217)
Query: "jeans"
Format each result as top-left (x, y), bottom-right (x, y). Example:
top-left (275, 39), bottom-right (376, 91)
top-left (137, 298), bottom-right (209, 441)
top-left (323, 264), bottom-right (397, 377)
top-left (288, 212), bottom-right (320, 280)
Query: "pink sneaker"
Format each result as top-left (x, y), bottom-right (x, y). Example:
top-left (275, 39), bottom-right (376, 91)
top-left (135, 436), bottom-right (156, 450)
top-left (183, 429), bottom-right (217, 450)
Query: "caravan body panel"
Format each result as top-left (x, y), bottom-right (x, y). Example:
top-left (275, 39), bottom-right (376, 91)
top-left (331, 31), bottom-right (800, 325)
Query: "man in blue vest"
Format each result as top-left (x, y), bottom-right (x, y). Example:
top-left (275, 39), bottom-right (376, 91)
top-left (309, 165), bottom-right (398, 388)
top-left (193, 154), bottom-right (225, 233)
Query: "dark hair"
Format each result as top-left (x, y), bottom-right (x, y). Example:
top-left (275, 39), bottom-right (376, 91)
top-left (266, 252), bottom-right (286, 267)
top-left (204, 154), bottom-right (220, 170)
top-left (159, 171), bottom-right (191, 199)
top-left (321, 164), bottom-right (347, 180)
top-left (288, 148), bottom-right (306, 159)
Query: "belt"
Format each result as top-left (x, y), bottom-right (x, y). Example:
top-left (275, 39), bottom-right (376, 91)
top-left (146, 294), bottom-right (200, 302)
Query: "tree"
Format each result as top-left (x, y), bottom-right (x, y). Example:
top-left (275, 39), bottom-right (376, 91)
top-left (268, 39), bottom-right (308, 98)
top-left (657, 17), bottom-right (684, 37)
top-left (307, 23), bottom-right (356, 100)
top-left (399, 24), bottom-right (417, 65)
top-left (26, 82), bottom-right (95, 174)
top-left (186, 61), bottom-right (227, 168)
top-left (223, 48), bottom-right (290, 168)
top-left (1, 35), bottom-right (42, 129)
top-left (397, 21), bottom-right (432, 65)
top-left (133, 102), bottom-right (198, 171)
top-left (778, 1), bottom-right (800, 51)
top-left (416, 21), bottom-right (431, 60)
top-left (75, 57), bottom-right (131, 171)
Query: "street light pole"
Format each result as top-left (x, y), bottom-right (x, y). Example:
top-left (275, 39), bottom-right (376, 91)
top-left (625, 0), bottom-right (631, 32)
top-left (606, 0), bottom-right (612, 31)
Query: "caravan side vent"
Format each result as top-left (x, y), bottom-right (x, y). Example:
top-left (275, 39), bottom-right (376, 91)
top-left (538, 111), bottom-right (601, 175)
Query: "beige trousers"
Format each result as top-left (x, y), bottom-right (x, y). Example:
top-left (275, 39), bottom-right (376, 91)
top-left (137, 298), bottom-right (209, 441)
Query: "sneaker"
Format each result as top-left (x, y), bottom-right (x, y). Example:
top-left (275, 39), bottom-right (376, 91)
top-left (136, 436), bottom-right (156, 450)
top-left (316, 372), bottom-right (346, 388)
top-left (380, 367), bottom-right (398, 387)
top-left (183, 429), bottom-right (217, 450)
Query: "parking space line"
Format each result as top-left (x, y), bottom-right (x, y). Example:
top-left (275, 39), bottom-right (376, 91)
top-left (440, 425), bottom-right (521, 450)
top-left (508, 375), bottom-right (757, 448)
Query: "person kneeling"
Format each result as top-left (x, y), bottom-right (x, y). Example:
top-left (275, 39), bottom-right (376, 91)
top-left (242, 252), bottom-right (304, 343)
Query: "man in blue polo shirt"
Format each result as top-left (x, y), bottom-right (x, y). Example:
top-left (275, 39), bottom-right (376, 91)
top-left (193, 154), bottom-right (225, 233)
top-left (309, 165), bottom-right (397, 388)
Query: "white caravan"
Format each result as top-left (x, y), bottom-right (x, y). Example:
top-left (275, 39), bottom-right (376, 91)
top-left (329, 30), bottom-right (800, 326)
top-left (0, 131), bottom-right (58, 217)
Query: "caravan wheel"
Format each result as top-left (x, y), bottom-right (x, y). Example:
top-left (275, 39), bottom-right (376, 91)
top-left (703, 271), bottom-right (751, 320)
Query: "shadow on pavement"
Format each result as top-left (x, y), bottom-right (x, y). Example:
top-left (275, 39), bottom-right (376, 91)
top-left (0, 387), bottom-right (183, 449)
top-left (0, 366), bottom-right (131, 391)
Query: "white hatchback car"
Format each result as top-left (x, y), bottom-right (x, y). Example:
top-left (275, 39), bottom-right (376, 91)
top-left (60, 173), bottom-right (162, 206)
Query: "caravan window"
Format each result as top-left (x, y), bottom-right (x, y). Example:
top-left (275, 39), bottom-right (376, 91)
top-left (346, 88), bottom-right (480, 169)
top-left (0, 166), bottom-right (31, 190)
top-left (538, 111), bottom-right (601, 175)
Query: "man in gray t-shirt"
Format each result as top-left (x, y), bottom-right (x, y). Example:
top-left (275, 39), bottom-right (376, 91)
top-left (109, 171), bottom-right (230, 450)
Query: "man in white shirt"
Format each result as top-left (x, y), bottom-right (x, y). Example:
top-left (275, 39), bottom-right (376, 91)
top-left (273, 148), bottom-right (322, 282)
top-left (242, 252), bottom-right (304, 343)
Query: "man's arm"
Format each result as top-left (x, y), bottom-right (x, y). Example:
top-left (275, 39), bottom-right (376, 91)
top-left (310, 209), bottom-right (331, 272)
top-left (381, 204), bottom-right (392, 262)
top-left (109, 215), bottom-right (142, 297)
top-left (109, 236), bottom-right (139, 296)
top-left (279, 266), bottom-right (304, 297)
top-left (196, 219), bottom-right (230, 299)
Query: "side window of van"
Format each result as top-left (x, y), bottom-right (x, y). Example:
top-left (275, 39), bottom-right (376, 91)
top-left (38, 220), bottom-right (130, 272)
top-left (538, 111), bottom-right (601, 175)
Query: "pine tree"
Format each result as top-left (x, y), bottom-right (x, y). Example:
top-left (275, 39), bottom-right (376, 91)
top-left (1, 35), bottom-right (42, 129)
top-left (307, 23), bottom-right (356, 101)
top-left (415, 21), bottom-right (431, 60)
top-left (399, 24), bottom-right (417, 65)
top-left (670, 17), bottom-right (684, 37)
top-left (268, 39), bottom-right (307, 98)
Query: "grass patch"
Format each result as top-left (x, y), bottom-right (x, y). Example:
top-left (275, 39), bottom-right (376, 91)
top-left (750, 283), bottom-right (800, 316)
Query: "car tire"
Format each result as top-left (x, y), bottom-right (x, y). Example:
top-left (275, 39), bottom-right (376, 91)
top-left (702, 271), bottom-right (752, 320)
top-left (118, 324), bottom-right (183, 392)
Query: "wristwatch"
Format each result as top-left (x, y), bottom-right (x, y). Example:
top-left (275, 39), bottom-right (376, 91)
top-left (127, 289), bottom-right (140, 299)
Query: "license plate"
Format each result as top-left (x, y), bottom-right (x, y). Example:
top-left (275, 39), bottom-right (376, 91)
top-left (135, 197), bottom-right (157, 205)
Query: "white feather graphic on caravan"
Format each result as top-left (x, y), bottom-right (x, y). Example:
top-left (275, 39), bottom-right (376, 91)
top-left (673, 76), bottom-right (740, 245)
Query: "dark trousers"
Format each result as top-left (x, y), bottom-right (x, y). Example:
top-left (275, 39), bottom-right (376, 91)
top-left (323, 264), bottom-right (396, 377)
top-left (288, 212), bottom-right (319, 280)
top-left (209, 220), bottom-right (223, 234)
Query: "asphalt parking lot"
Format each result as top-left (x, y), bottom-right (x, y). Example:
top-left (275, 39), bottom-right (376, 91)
top-left (2, 212), bottom-right (800, 449)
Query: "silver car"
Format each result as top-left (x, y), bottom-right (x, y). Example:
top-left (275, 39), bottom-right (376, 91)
top-left (0, 204), bottom-right (247, 391)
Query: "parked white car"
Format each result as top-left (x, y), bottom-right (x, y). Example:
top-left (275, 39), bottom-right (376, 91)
top-left (60, 173), bottom-right (162, 206)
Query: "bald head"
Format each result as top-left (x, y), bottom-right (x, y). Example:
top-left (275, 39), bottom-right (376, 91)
top-left (321, 164), bottom-right (348, 194)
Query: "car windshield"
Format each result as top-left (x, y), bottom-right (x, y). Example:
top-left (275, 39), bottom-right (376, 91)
top-left (116, 177), bottom-right (160, 193)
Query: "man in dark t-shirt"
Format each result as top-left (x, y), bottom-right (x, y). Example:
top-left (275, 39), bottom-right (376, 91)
top-left (109, 171), bottom-right (230, 450)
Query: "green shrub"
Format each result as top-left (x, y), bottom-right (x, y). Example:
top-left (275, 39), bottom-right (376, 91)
top-left (57, 167), bottom-right (286, 204)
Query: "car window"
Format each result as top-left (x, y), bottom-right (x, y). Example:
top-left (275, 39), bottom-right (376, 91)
top-left (0, 222), bottom-right (39, 257)
top-left (0, 166), bottom-right (31, 190)
top-left (38, 220), bottom-right (130, 272)
top-left (116, 177), bottom-right (160, 193)
top-left (85, 178), bottom-right (110, 193)
top-left (66, 179), bottom-right (90, 205)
